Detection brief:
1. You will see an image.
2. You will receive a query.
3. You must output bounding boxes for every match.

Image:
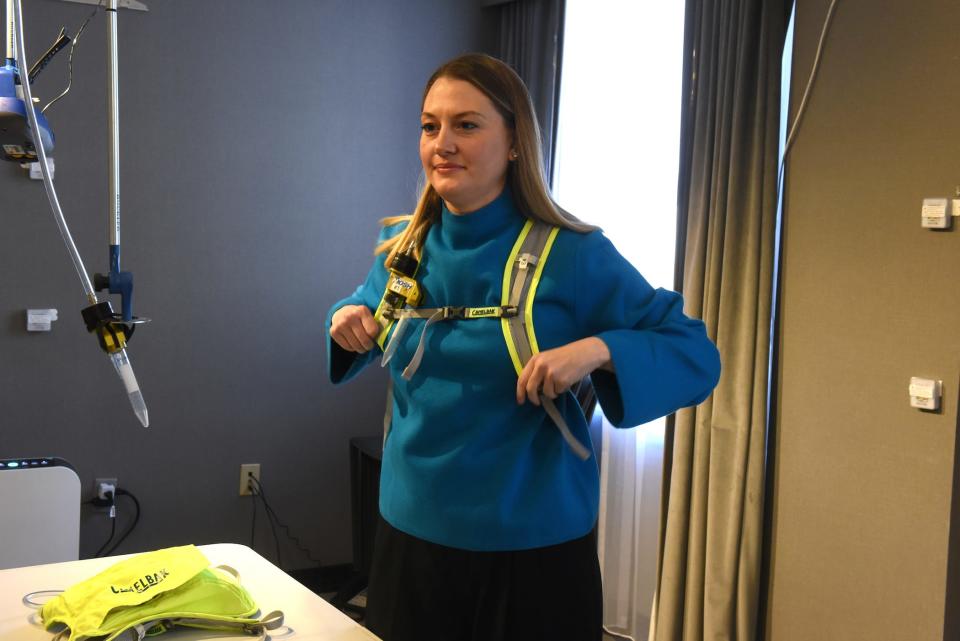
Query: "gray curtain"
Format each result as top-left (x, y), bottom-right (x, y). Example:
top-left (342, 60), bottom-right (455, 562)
top-left (650, 0), bottom-right (790, 640)
top-left (496, 0), bottom-right (565, 184)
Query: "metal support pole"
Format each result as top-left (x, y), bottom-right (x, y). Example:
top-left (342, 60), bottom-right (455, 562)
top-left (6, 0), bottom-right (15, 62)
top-left (107, 0), bottom-right (120, 260)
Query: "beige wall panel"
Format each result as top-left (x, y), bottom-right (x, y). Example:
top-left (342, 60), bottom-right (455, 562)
top-left (766, 0), bottom-right (960, 640)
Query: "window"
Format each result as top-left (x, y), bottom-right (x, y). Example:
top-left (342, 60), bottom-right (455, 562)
top-left (552, 4), bottom-right (686, 637)
top-left (553, 1), bottom-right (684, 289)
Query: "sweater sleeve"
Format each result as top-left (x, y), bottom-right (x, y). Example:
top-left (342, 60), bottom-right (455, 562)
top-left (575, 231), bottom-right (721, 427)
top-left (325, 222), bottom-right (407, 385)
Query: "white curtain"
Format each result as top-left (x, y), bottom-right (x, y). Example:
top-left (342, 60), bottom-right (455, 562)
top-left (553, 3), bottom-right (683, 636)
top-left (597, 415), bottom-right (665, 641)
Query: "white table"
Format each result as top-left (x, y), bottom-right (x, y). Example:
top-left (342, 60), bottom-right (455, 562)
top-left (0, 543), bottom-right (381, 640)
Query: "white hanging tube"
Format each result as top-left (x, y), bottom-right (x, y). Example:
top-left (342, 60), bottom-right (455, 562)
top-left (12, 0), bottom-right (97, 302)
top-left (109, 349), bottom-right (148, 427)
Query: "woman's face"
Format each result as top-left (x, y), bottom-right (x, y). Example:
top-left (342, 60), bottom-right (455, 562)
top-left (420, 77), bottom-right (513, 214)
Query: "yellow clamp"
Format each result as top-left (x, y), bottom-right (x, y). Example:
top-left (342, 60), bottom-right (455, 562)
top-left (95, 324), bottom-right (128, 354)
top-left (386, 274), bottom-right (422, 307)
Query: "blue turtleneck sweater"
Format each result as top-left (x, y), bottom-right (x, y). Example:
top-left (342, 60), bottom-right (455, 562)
top-left (327, 188), bottom-right (720, 551)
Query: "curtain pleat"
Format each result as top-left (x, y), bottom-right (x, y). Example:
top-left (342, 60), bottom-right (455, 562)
top-left (651, 0), bottom-right (789, 640)
top-left (497, 0), bottom-right (565, 183)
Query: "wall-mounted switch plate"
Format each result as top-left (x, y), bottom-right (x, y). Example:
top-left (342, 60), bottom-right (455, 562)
top-left (909, 377), bottom-right (941, 410)
top-left (28, 157), bottom-right (54, 180)
top-left (921, 198), bottom-right (950, 229)
top-left (26, 309), bottom-right (58, 331)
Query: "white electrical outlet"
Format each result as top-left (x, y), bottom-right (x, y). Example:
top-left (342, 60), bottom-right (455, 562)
top-left (95, 477), bottom-right (118, 500)
top-left (239, 464), bottom-right (260, 496)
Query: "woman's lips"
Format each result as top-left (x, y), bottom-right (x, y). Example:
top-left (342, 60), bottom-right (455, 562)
top-left (434, 164), bottom-right (464, 174)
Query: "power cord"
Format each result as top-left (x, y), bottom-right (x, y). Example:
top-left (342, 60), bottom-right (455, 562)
top-left (104, 489), bottom-right (140, 556)
top-left (91, 489), bottom-right (116, 557)
top-left (41, 0), bottom-right (105, 113)
top-left (782, 0), bottom-right (840, 160)
top-left (86, 487), bottom-right (141, 557)
top-left (250, 478), bottom-right (282, 566)
top-left (250, 484), bottom-right (259, 548)
top-left (247, 476), bottom-right (325, 569)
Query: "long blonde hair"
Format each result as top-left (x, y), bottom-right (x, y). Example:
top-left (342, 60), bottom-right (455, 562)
top-left (376, 53), bottom-right (597, 264)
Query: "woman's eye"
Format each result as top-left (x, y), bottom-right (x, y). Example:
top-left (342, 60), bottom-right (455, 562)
top-left (421, 123), bottom-right (437, 134)
top-left (459, 121), bottom-right (478, 130)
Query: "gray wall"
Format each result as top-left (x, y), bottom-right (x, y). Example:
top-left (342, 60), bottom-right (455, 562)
top-left (1, 0), bottom-right (495, 569)
top-left (766, 0), bottom-right (960, 639)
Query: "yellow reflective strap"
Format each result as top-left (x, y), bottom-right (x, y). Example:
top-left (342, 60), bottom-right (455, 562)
top-left (501, 220), bottom-right (534, 375)
top-left (373, 299), bottom-right (396, 350)
top-left (376, 319), bottom-right (395, 351)
top-left (524, 226), bottom-right (559, 356)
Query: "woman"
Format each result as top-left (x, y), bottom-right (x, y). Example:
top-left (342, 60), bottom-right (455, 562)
top-left (327, 53), bottom-right (720, 641)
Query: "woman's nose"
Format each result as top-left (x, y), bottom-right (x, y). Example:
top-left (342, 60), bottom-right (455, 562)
top-left (434, 127), bottom-right (455, 156)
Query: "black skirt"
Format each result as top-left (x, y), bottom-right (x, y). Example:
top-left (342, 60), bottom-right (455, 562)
top-left (364, 515), bottom-right (603, 641)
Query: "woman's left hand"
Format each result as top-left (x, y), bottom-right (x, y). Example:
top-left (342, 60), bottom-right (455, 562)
top-left (517, 337), bottom-right (612, 406)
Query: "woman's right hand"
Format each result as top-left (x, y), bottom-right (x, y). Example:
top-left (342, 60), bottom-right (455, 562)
top-left (330, 305), bottom-right (381, 353)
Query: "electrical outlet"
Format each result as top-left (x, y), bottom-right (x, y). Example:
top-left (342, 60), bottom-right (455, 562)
top-left (95, 477), bottom-right (118, 500)
top-left (239, 464), bottom-right (260, 496)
